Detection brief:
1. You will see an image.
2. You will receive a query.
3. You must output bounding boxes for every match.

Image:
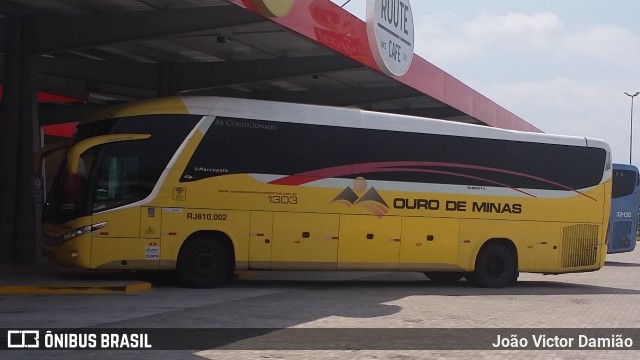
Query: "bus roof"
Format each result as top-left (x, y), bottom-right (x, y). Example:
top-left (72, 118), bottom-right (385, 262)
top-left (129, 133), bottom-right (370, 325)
top-left (613, 163), bottom-right (639, 171)
top-left (88, 96), bottom-right (611, 151)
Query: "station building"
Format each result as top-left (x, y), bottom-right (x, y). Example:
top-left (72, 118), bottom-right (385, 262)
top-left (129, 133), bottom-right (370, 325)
top-left (0, 0), bottom-right (540, 264)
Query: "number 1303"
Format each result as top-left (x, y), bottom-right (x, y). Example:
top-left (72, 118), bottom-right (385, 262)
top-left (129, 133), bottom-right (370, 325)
top-left (268, 195), bottom-right (298, 205)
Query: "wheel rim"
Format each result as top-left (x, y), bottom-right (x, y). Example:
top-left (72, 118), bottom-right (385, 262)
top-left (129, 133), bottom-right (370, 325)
top-left (190, 248), bottom-right (219, 277)
top-left (485, 255), bottom-right (506, 279)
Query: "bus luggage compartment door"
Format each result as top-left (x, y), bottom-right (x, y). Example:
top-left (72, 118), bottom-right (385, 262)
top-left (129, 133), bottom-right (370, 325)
top-left (271, 212), bottom-right (339, 270)
top-left (399, 217), bottom-right (459, 270)
top-left (337, 214), bottom-right (401, 270)
top-left (249, 211), bottom-right (273, 270)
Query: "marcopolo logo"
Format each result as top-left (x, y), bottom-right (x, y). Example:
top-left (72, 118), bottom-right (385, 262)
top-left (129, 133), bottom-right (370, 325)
top-left (366, 0), bottom-right (415, 76)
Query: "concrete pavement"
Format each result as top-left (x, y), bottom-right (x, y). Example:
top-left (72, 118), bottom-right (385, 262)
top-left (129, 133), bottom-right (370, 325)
top-left (1, 250), bottom-right (640, 359)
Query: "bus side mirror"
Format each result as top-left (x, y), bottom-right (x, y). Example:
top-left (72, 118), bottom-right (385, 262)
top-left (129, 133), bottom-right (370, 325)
top-left (33, 141), bottom-right (70, 174)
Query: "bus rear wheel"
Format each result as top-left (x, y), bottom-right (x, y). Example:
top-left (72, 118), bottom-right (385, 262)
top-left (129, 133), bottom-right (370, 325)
top-left (177, 236), bottom-right (231, 288)
top-left (469, 243), bottom-right (517, 288)
top-left (424, 272), bottom-right (463, 284)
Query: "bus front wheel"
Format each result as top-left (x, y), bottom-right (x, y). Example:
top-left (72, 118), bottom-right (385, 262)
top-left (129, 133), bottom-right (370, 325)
top-left (468, 243), bottom-right (517, 288)
top-left (177, 236), bottom-right (231, 288)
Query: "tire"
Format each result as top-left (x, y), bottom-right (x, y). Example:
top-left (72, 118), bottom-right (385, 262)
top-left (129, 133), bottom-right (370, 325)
top-left (469, 243), bottom-right (517, 288)
top-left (424, 272), bottom-right (463, 284)
top-left (177, 236), bottom-right (232, 288)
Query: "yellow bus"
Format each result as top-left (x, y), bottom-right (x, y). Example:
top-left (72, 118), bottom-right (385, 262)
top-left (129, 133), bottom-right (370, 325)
top-left (43, 97), bottom-right (612, 288)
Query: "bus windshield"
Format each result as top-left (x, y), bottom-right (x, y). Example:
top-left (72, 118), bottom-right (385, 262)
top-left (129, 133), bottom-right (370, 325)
top-left (608, 164), bottom-right (640, 254)
top-left (44, 114), bottom-right (200, 224)
top-left (612, 168), bottom-right (639, 198)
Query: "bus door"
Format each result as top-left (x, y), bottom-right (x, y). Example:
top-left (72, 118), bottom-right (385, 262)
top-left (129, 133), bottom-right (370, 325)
top-left (65, 134), bottom-right (160, 269)
top-left (90, 154), bottom-right (156, 269)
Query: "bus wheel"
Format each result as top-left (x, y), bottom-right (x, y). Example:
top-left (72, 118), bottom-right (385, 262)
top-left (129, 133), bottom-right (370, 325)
top-left (177, 236), bottom-right (231, 288)
top-left (424, 272), bottom-right (463, 284)
top-left (469, 243), bottom-right (516, 288)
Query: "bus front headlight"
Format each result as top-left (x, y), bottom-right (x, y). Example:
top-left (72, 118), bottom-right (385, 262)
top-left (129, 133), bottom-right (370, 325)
top-left (63, 226), bottom-right (91, 242)
top-left (61, 222), bottom-right (108, 243)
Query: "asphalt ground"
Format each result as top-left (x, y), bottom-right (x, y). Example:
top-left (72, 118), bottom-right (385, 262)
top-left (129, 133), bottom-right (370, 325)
top-left (1, 249), bottom-right (640, 359)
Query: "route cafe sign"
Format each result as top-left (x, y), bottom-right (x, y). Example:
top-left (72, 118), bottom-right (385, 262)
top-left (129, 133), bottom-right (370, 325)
top-left (366, 0), bottom-right (415, 76)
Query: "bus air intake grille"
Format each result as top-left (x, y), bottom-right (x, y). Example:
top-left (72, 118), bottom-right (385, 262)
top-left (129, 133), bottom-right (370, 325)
top-left (610, 221), bottom-right (633, 251)
top-left (561, 224), bottom-right (599, 268)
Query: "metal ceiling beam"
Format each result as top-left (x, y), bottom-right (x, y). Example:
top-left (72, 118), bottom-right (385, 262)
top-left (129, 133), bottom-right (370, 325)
top-left (37, 56), bottom-right (158, 90)
top-left (0, 1), bottom-right (34, 16)
top-left (35, 54), bottom-right (363, 94)
top-left (30, 5), bottom-right (263, 53)
top-left (0, 18), bottom-right (5, 52)
top-left (173, 55), bottom-right (362, 92)
top-left (135, 0), bottom-right (172, 10)
top-left (260, 86), bottom-right (423, 106)
top-left (39, 103), bottom-right (111, 125)
top-left (37, 74), bottom-right (90, 100)
top-left (51, 0), bottom-right (102, 14)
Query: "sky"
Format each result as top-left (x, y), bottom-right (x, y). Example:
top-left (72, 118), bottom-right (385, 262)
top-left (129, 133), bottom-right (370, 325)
top-left (331, 0), bottom-right (640, 166)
